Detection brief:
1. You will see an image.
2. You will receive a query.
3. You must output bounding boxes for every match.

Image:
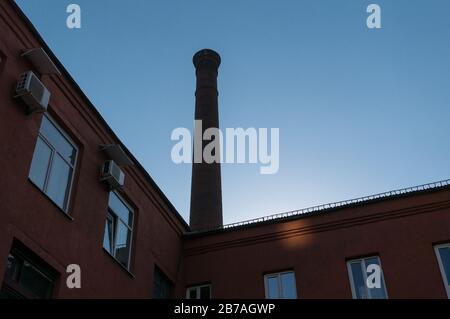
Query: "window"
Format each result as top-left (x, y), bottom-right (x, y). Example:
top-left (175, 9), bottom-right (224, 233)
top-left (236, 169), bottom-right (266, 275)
top-left (434, 243), bottom-right (450, 298)
top-left (153, 267), bottom-right (173, 299)
top-left (264, 271), bottom-right (297, 299)
top-left (186, 284), bottom-right (211, 299)
top-left (29, 115), bottom-right (77, 212)
top-left (347, 256), bottom-right (387, 299)
top-left (103, 192), bottom-right (134, 270)
top-left (0, 50), bottom-right (5, 73)
top-left (0, 242), bottom-right (57, 299)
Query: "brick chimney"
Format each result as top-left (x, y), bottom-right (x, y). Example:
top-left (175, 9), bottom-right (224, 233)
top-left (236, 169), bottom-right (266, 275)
top-left (189, 49), bottom-right (223, 231)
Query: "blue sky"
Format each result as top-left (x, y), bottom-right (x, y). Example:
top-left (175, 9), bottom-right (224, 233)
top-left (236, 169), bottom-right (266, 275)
top-left (16, 0), bottom-right (450, 224)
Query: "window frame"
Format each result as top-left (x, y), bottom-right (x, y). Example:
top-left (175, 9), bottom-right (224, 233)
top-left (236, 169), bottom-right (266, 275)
top-left (1, 242), bottom-right (58, 299)
top-left (434, 243), bottom-right (450, 298)
top-left (347, 256), bottom-right (388, 299)
top-left (186, 284), bottom-right (212, 299)
top-left (264, 270), bottom-right (297, 299)
top-left (103, 191), bottom-right (135, 271)
top-left (29, 114), bottom-right (78, 214)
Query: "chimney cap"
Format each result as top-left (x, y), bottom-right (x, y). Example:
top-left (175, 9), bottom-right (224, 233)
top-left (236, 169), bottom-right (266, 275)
top-left (193, 49), bottom-right (221, 69)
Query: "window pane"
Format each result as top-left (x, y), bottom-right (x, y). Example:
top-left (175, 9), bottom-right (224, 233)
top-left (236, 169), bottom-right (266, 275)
top-left (153, 268), bottom-right (173, 299)
top-left (114, 220), bottom-right (131, 268)
top-left (200, 286), bottom-right (211, 299)
top-left (266, 276), bottom-right (279, 299)
top-left (350, 261), bottom-right (367, 299)
top-left (19, 261), bottom-right (53, 299)
top-left (46, 154), bottom-right (72, 210)
top-left (0, 284), bottom-right (25, 299)
top-left (109, 192), bottom-right (133, 226)
top-left (365, 258), bottom-right (387, 299)
top-left (29, 137), bottom-right (52, 189)
top-left (188, 288), bottom-right (197, 299)
top-left (40, 117), bottom-right (76, 165)
top-left (4, 254), bottom-right (20, 281)
top-left (438, 247), bottom-right (450, 285)
top-left (280, 272), bottom-right (297, 299)
top-left (103, 215), bottom-right (114, 254)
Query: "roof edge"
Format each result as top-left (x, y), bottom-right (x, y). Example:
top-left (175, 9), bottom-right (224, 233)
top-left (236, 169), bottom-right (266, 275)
top-left (187, 178), bottom-right (450, 236)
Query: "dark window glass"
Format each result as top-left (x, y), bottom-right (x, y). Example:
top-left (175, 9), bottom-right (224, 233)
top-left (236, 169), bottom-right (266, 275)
top-left (200, 286), bottom-right (211, 299)
top-left (188, 288), bottom-right (197, 299)
top-left (0, 285), bottom-right (25, 299)
top-left (0, 51), bottom-right (6, 74)
top-left (187, 285), bottom-right (211, 299)
top-left (153, 268), bottom-right (173, 299)
top-left (4, 254), bottom-right (20, 281)
top-left (19, 261), bottom-right (54, 298)
top-left (1, 244), bottom-right (57, 299)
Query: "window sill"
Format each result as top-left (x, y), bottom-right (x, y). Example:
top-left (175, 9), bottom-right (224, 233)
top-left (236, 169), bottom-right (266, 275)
top-left (102, 248), bottom-right (135, 279)
top-left (27, 178), bottom-right (74, 222)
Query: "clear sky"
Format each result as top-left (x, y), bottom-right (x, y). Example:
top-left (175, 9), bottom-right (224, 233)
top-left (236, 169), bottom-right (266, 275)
top-left (15, 0), bottom-right (450, 225)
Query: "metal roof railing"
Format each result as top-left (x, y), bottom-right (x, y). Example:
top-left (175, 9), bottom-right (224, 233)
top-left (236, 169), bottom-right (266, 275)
top-left (219, 179), bottom-right (450, 230)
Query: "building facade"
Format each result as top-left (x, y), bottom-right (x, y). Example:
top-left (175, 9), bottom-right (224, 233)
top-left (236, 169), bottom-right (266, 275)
top-left (0, 0), bottom-right (449, 299)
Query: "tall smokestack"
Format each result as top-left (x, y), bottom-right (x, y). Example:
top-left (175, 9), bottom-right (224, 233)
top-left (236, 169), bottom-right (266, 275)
top-left (189, 49), bottom-right (223, 231)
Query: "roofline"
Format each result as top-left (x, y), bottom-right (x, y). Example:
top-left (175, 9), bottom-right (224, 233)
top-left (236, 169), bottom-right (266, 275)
top-left (186, 178), bottom-right (450, 237)
top-left (10, 0), bottom-right (190, 231)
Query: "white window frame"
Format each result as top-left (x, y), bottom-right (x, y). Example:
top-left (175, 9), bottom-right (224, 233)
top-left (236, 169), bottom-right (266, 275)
top-left (434, 243), bottom-right (450, 298)
top-left (347, 256), bottom-right (388, 299)
top-left (29, 114), bottom-right (78, 213)
top-left (264, 270), bottom-right (297, 299)
top-left (186, 284), bottom-right (212, 299)
top-left (104, 191), bottom-right (134, 270)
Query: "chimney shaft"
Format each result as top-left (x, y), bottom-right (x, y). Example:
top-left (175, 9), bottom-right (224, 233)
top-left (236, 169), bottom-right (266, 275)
top-left (189, 49), bottom-right (223, 231)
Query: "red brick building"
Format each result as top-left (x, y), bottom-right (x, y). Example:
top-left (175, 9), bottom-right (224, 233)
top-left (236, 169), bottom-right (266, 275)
top-left (0, 0), bottom-right (449, 299)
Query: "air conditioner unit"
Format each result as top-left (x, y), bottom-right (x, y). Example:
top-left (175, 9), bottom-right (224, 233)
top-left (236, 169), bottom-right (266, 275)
top-left (100, 160), bottom-right (125, 189)
top-left (15, 71), bottom-right (50, 113)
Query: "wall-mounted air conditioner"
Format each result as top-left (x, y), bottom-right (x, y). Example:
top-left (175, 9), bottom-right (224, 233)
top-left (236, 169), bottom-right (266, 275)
top-left (100, 160), bottom-right (125, 189)
top-left (15, 71), bottom-right (50, 113)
